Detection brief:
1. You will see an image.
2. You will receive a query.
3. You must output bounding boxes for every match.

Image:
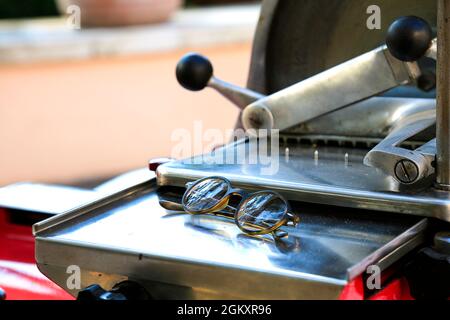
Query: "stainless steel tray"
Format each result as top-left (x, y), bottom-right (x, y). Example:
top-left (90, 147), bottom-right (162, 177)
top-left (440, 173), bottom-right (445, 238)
top-left (157, 141), bottom-right (450, 222)
top-left (34, 178), bottom-right (426, 299)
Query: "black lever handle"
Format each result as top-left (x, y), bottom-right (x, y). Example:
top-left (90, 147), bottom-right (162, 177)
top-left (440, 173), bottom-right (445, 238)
top-left (176, 53), bottom-right (213, 91)
top-left (386, 16), bottom-right (434, 62)
top-left (175, 53), bottom-right (265, 110)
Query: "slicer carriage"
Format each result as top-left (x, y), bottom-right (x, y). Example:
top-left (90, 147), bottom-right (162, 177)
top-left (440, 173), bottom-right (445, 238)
top-left (26, 0), bottom-right (450, 300)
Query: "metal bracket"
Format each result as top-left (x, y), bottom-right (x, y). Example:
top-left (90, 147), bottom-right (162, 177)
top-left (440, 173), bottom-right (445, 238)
top-left (364, 117), bottom-right (436, 185)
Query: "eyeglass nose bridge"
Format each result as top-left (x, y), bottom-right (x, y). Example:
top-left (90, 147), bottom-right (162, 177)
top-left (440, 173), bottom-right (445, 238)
top-left (228, 188), bottom-right (247, 197)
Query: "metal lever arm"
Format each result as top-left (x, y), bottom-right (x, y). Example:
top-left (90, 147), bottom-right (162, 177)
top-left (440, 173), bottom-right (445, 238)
top-left (241, 16), bottom-right (435, 132)
top-left (241, 47), bottom-right (422, 131)
top-left (176, 53), bottom-right (265, 110)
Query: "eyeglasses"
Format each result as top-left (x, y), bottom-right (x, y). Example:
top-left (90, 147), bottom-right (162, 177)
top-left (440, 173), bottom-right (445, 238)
top-left (159, 176), bottom-right (300, 238)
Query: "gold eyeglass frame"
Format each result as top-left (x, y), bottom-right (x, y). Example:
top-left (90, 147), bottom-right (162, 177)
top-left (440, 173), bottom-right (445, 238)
top-left (162, 176), bottom-right (300, 238)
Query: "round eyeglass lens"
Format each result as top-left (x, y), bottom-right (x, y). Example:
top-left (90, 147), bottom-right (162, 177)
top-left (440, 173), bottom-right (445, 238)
top-left (236, 193), bottom-right (287, 233)
top-left (183, 178), bottom-right (229, 213)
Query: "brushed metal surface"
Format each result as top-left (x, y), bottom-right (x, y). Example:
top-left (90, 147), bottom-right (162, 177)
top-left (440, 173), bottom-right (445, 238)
top-left (246, 0), bottom-right (437, 135)
top-left (157, 141), bottom-right (450, 222)
top-left (34, 179), bottom-right (425, 299)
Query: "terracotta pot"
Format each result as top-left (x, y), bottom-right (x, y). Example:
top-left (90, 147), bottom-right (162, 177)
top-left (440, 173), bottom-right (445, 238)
top-left (57, 0), bottom-right (183, 27)
top-left (189, 0), bottom-right (258, 4)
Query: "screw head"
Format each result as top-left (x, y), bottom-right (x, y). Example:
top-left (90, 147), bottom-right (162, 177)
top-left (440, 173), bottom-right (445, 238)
top-left (394, 160), bottom-right (419, 184)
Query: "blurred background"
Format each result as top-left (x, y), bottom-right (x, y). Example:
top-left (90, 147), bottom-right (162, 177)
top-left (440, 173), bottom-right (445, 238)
top-left (0, 0), bottom-right (261, 187)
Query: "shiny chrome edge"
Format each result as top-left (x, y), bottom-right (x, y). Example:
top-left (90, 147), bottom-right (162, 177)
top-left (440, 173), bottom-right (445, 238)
top-left (32, 178), bottom-right (156, 236)
top-left (156, 166), bottom-right (450, 222)
top-left (347, 218), bottom-right (428, 280)
top-left (376, 234), bottom-right (425, 271)
top-left (35, 237), bottom-right (347, 299)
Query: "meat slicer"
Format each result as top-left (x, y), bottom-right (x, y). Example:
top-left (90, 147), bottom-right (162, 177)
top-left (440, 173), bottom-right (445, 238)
top-left (4, 0), bottom-right (449, 300)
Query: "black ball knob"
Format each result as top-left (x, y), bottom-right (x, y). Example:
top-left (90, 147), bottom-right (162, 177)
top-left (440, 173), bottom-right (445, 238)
top-left (77, 284), bottom-right (127, 301)
top-left (386, 16), bottom-right (433, 62)
top-left (77, 281), bottom-right (152, 301)
top-left (176, 53), bottom-right (213, 91)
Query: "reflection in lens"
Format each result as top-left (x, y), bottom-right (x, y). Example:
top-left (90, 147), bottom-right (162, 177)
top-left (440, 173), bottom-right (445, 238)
top-left (236, 193), bottom-right (287, 233)
top-left (183, 178), bottom-right (229, 213)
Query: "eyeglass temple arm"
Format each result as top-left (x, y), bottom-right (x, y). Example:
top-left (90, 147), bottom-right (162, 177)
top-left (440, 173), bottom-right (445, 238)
top-left (287, 212), bottom-right (300, 226)
top-left (159, 200), bottom-right (184, 211)
top-left (159, 199), bottom-right (237, 214)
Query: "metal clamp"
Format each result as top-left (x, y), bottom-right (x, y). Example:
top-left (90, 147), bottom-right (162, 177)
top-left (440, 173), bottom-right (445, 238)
top-left (364, 117), bottom-right (436, 185)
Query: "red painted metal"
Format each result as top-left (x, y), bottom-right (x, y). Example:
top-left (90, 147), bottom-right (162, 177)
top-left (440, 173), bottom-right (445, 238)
top-left (339, 275), bottom-right (365, 300)
top-left (148, 158), bottom-right (174, 172)
top-left (339, 275), bottom-right (414, 300)
top-left (369, 278), bottom-right (414, 300)
top-left (0, 208), bottom-right (73, 300)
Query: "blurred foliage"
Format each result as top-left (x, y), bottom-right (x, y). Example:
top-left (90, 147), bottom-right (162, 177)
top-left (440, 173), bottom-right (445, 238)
top-left (0, 0), bottom-right (259, 19)
top-left (0, 0), bottom-right (58, 19)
